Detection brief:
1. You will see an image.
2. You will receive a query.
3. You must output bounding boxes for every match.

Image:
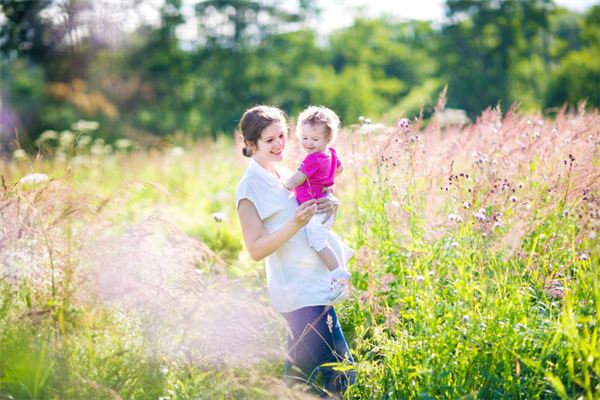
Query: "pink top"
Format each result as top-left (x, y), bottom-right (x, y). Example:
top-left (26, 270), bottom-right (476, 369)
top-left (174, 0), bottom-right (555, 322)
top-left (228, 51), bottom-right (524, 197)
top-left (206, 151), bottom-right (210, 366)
top-left (295, 147), bottom-right (341, 204)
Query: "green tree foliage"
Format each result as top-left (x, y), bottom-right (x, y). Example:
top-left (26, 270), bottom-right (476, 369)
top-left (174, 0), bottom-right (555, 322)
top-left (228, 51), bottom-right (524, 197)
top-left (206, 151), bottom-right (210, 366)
top-left (439, 0), bottom-right (552, 115)
top-left (0, 0), bottom-right (598, 144)
top-left (546, 5), bottom-right (600, 108)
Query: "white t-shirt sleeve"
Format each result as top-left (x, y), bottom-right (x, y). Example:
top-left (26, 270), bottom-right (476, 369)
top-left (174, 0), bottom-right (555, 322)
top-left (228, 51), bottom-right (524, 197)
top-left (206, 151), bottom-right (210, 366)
top-left (235, 177), bottom-right (283, 221)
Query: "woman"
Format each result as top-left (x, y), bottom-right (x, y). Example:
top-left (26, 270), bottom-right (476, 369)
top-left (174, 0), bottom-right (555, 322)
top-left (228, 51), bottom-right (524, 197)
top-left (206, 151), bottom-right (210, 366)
top-left (235, 105), bottom-right (356, 397)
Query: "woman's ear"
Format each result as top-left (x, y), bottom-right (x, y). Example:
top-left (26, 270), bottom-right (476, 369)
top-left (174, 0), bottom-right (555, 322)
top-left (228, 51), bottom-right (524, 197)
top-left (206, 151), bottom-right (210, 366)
top-left (246, 140), bottom-right (257, 152)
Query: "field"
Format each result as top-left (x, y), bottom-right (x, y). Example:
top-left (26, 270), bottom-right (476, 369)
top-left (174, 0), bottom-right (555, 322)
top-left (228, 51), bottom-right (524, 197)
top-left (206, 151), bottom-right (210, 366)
top-left (1, 105), bottom-right (599, 399)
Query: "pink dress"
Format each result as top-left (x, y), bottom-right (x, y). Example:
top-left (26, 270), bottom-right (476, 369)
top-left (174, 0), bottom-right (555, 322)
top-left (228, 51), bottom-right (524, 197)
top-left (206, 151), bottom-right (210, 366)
top-left (295, 148), bottom-right (341, 204)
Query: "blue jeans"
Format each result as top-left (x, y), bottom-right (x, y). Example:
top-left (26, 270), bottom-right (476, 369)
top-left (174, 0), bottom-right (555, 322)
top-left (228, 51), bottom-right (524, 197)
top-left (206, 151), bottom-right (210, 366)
top-left (282, 305), bottom-right (356, 397)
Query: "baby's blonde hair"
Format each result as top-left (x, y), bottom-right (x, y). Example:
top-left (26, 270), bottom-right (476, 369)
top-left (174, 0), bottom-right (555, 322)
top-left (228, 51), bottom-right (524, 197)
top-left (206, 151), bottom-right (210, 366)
top-left (296, 106), bottom-right (340, 144)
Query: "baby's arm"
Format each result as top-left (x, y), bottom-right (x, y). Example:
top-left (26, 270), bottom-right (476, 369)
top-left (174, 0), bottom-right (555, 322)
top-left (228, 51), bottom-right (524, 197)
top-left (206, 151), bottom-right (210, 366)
top-left (335, 163), bottom-right (344, 177)
top-left (285, 170), bottom-right (307, 190)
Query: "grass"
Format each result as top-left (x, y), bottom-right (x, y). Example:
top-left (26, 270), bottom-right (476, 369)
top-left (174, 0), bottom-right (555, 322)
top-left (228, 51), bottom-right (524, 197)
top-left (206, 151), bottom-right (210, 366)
top-left (0, 105), bottom-right (598, 399)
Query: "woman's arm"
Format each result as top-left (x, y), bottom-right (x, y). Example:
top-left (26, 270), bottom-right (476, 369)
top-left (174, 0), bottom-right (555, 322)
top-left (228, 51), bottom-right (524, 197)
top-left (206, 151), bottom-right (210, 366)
top-left (238, 198), bottom-right (316, 261)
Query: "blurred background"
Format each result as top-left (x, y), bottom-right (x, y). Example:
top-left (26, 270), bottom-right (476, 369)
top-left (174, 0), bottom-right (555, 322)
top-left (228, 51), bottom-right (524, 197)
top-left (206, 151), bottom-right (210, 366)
top-left (1, 0), bottom-right (598, 149)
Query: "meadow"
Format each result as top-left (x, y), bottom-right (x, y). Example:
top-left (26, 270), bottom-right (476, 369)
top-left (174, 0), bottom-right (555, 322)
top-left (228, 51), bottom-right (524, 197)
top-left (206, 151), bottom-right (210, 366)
top-left (0, 103), bottom-right (598, 399)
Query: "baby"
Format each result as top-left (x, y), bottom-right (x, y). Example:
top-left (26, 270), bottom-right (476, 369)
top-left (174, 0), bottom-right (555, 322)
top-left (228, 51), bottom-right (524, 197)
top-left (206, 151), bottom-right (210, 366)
top-left (285, 106), bottom-right (351, 297)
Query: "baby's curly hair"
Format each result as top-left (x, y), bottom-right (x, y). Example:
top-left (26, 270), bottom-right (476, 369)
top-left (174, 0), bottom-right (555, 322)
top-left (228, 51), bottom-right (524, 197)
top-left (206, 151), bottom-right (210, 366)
top-left (296, 106), bottom-right (340, 144)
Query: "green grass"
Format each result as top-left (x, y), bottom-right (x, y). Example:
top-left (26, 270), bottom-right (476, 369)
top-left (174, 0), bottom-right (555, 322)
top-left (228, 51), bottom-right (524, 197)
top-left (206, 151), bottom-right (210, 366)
top-left (1, 108), bottom-right (598, 399)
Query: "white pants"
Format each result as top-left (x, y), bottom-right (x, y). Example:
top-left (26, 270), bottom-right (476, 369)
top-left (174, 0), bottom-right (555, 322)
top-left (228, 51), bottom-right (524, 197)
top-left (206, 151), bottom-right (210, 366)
top-left (305, 213), bottom-right (334, 252)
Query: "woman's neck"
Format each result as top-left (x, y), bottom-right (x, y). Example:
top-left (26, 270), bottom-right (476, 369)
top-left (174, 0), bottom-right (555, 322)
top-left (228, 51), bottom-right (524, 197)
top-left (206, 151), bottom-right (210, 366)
top-left (254, 156), bottom-right (279, 177)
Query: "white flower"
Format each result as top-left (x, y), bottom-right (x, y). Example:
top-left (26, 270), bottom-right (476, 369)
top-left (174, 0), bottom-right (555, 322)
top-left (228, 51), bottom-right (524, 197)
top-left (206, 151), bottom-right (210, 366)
top-left (415, 275), bottom-right (425, 283)
top-left (580, 253), bottom-right (589, 261)
top-left (451, 241), bottom-right (459, 248)
top-left (12, 149), bottom-right (27, 159)
top-left (59, 130), bottom-right (75, 147)
top-left (115, 138), bottom-right (133, 150)
top-left (588, 231), bottom-right (597, 240)
top-left (19, 173), bottom-right (49, 185)
top-left (448, 213), bottom-right (463, 223)
top-left (35, 130), bottom-right (58, 146)
top-left (169, 146), bottom-right (185, 157)
top-left (71, 120), bottom-right (99, 132)
top-left (462, 315), bottom-right (470, 322)
top-left (212, 212), bottom-right (227, 223)
top-left (463, 201), bottom-right (471, 209)
top-left (77, 135), bottom-right (92, 148)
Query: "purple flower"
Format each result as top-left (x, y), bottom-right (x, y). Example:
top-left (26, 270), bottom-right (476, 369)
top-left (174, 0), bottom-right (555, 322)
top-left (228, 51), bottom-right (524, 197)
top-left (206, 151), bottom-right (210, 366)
top-left (398, 118), bottom-right (410, 129)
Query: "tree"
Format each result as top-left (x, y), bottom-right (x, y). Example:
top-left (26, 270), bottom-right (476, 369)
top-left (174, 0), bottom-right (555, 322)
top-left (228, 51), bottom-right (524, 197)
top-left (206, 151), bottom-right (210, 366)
top-left (439, 0), bottom-right (552, 115)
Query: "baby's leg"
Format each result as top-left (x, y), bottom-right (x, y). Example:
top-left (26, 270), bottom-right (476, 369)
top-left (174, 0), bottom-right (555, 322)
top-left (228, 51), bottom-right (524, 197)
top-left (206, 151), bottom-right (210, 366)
top-left (318, 245), bottom-right (340, 271)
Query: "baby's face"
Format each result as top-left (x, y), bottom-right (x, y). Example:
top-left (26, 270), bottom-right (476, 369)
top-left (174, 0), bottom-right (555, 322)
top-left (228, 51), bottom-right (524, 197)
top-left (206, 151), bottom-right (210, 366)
top-left (300, 123), bottom-right (329, 154)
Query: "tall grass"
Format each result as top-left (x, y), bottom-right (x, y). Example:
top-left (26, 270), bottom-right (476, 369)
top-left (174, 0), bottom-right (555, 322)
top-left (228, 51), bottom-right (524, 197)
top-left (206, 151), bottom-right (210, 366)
top-left (1, 105), bottom-right (598, 399)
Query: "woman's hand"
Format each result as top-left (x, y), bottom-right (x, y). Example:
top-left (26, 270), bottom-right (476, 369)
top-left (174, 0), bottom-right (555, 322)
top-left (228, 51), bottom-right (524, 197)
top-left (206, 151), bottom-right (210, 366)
top-left (294, 199), bottom-right (317, 227)
top-left (315, 196), bottom-right (339, 224)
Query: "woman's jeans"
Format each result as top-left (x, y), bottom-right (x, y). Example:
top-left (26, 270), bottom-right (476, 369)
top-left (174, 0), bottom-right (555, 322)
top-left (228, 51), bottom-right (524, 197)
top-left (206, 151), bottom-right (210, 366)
top-left (282, 305), bottom-right (356, 396)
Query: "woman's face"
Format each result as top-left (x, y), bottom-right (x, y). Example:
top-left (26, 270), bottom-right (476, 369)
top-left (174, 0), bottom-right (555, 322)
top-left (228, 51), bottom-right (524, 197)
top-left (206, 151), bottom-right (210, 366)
top-left (252, 120), bottom-right (287, 163)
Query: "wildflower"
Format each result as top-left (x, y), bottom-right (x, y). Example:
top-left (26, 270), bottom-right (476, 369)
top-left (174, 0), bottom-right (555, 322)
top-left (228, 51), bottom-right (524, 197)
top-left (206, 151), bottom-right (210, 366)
top-left (463, 201), bottom-right (470, 209)
top-left (19, 173), bottom-right (49, 185)
top-left (212, 212), bottom-right (227, 223)
top-left (59, 130), bottom-right (75, 147)
top-left (12, 149), bottom-right (26, 159)
top-left (448, 213), bottom-right (463, 222)
top-left (71, 119), bottom-right (99, 132)
top-left (326, 313), bottom-right (333, 333)
top-left (415, 275), bottom-right (425, 283)
top-left (451, 241), bottom-right (459, 248)
top-left (77, 135), bottom-right (92, 148)
top-left (115, 138), bottom-right (133, 151)
top-left (390, 200), bottom-right (400, 208)
top-left (545, 281), bottom-right (564, 300)
top-left (35, 130), bottom-right (59, 146)
top-left (510, 196), bottom-right (517, 202)
top-left (410, 135), bottom-right (421, 142)
top-left (494, 221), bottom-right (502, 229)
top-left (580, 253), bottom-right (589, 261)
top-left (589, 231), bottom-right (597, 240)
top-left (398, 118), bottom-right (410, 129)
top-left (462, 315), bottom-right (469, 322)
top-left (169, 146), bottom-right (185, 157)
top-left (525, 203), bottom-right (531, 210)
top-left (358, 116), bottom-right (365, 123)
top-left (563, 210), bottom-right (569, 217)
top-left (473, 212), bottom-right (486, 221)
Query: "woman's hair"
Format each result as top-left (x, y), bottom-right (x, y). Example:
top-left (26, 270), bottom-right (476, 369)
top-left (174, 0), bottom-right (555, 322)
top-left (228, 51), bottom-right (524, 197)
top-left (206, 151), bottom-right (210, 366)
top-left (238, 105), bottom-right (287, 157)
top-left (296, 105), bottom-right (340, 143)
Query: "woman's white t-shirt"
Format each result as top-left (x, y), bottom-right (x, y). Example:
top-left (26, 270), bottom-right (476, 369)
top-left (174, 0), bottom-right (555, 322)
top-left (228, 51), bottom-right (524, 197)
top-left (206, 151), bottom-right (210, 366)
top-left (235, 158), bottom-right (353, 313)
